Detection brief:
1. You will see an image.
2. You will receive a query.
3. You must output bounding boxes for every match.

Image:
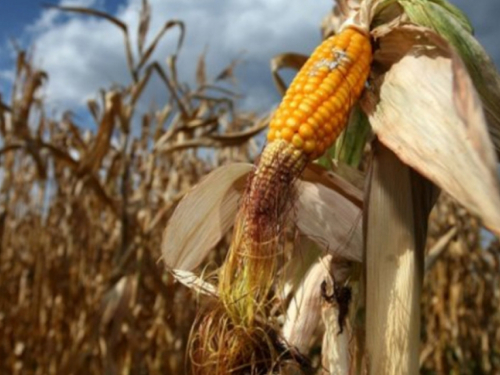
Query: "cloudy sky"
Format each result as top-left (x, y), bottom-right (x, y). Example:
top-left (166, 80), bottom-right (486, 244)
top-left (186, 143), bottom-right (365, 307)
top-left (0, 0), bottom-right (499, 120)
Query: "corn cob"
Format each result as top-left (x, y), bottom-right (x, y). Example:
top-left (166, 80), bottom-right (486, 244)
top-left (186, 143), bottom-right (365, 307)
top-left (192, 26), bottom-right (373, 375)
top-left (267, 26), bottom-right (372, 160)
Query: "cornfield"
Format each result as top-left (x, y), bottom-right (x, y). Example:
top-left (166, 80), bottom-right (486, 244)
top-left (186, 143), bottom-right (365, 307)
top-left (1, 1), bottom-right (499, 374)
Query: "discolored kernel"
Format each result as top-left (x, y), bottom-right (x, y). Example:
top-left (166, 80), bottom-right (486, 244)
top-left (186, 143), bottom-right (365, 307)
top-left (292, 134), bottom-right (304, 148)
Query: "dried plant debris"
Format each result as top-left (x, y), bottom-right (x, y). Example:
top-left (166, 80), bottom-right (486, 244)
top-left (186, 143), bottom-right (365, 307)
top-left (1, 0), bottom-right (500, 374)
top-left (0, 1), bottom-right (264, 374)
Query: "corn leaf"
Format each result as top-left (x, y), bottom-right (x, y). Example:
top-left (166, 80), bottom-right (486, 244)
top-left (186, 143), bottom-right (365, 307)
top-left (137, 0), bottom-right (151, 55)
top-left (77, 91), bottom-right (120, 175)
top-left (270, 53), bottom-right (308, 96)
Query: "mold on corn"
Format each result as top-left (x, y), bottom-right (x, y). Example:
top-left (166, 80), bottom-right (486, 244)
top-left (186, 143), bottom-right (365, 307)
top-left (267, 27), bottom-right (372, 160)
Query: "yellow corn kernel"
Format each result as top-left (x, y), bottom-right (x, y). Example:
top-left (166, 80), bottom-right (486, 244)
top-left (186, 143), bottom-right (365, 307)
top-left (280, 127), bottom-right (294, 141)
top-left (303, 139), bottom-right (316, 153)
top-left (267, 129), bottom-right (276, 141)
top-left (285, 117), bottom-right (300, 130)
top-left (298, 102), bottom-right (313, 116)
top-left (299, 124), bottom-right (314, 139)
top-left (266, 26), bottom-right (372, 159)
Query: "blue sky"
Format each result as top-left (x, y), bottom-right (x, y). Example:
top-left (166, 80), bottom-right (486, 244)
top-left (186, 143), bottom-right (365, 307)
top-left (0, 0), bottom-right (499, 118)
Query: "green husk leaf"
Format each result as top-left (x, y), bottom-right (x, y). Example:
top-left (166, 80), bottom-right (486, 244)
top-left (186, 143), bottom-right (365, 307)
top-left (333, 104), bottom-right (372, 167)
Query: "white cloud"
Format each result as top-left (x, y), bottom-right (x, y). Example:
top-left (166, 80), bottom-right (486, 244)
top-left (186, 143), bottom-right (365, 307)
top-left (24, 0), bottom-right (331, 113)
top-left (22, 0), bottom-right (500, 117)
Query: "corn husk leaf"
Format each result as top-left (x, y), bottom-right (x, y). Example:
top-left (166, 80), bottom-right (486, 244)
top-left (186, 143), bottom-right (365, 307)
top-left (161, 163), bottom-right (251, 270)
top-left (362, 27), bottom-right (500, 235)
top-left (162, 159), bottom-right (365, 271)
top-left (282, 255), bottom-right (332, 354)
top-left (333, 105), bottom-right (372, 167)
top-left (302, 163), bottom-right (363, 209)
top-left (279, 238), bottom-right (322, 303)
top-left (399, 0), bottom-right (500, 153)
top-left (321, 260), bottom-right (353, 375)
top-left (295, 179), bottom-right (363, 262)
top-left (399, 0), bottom-right (473, 33)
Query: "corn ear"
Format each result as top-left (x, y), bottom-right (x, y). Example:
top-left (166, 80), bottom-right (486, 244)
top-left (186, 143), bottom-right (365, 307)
top-left (267, 26), bottom-right (372, 160)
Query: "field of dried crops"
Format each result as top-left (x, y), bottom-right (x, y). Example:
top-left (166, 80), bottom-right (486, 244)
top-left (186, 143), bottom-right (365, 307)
top-left (0, 3), bottom-right (499, 375)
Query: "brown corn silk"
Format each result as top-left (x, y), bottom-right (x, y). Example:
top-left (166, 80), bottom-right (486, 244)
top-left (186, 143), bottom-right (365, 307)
top-left (193, 26), bottom-right (372, 374)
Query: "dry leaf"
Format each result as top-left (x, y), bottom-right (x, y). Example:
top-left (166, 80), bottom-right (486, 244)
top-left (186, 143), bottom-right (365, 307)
top-left (171, 269), bottom-right (217, 297)
top-left (283, 255), bottom-right (331, 354)
top-left (270, 53), bottom-right (308, 96)
top-left (363, 27), bottom-right (500, 235)
top-left (136, 20), bottom-right (185, 72)
top-left (320, 260), bottom-right (353, 375)
top-left (137, 0), bottom-right (151, 54)
top-left (196, 48), bottom-right (207, 87)
top-left (161, 163), bottom-right (251, 270)
top-left (295, 179), bottom-right (363, 262)
top-left (78, 91), bottom-right (120, 175)
top-left (215, 58), bottom-right (240, 83)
